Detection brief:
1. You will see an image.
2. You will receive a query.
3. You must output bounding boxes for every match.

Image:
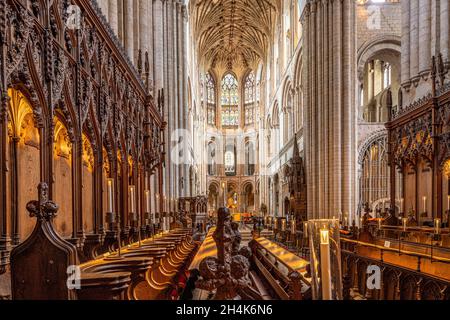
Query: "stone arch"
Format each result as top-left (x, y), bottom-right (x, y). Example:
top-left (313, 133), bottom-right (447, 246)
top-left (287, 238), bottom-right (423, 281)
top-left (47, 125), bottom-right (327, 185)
top-left (357, 35), bottom-right (402, 77)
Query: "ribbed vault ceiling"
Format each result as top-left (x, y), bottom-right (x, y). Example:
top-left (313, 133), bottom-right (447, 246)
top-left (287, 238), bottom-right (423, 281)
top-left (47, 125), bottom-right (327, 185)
top-left (191, 0), bottom-right (277, 70)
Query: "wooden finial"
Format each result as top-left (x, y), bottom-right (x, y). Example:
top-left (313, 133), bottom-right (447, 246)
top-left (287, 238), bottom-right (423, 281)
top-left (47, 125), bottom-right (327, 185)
top-left (144, 51), bottom-right (150, 91)
top-left (137, 49), bottom-right (142, 75)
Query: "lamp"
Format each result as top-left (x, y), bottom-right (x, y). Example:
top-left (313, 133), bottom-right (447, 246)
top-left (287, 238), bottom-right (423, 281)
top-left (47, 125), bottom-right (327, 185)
top-left (106, 178), bottom-right (115, 224)
top-left (320, 228), bottom-right (332, 300)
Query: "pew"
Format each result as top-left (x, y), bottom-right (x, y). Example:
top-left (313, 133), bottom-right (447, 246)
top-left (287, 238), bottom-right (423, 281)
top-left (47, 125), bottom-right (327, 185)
top-left (249, 237), bottom-right (311, 300)
top-left (9, 183), bottom-right (198, 300)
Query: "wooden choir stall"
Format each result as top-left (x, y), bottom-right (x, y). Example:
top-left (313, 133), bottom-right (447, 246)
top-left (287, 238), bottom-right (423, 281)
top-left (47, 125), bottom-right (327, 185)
top-left (0, 0), bottom-right (198, 300)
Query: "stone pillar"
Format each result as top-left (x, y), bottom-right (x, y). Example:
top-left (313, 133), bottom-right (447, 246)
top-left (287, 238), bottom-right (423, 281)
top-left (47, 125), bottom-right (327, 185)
top-left (418, 0), bottom-right (431, 76)
top-left (138, 0), bottom-right (149, 65)
top-left (441, 0), bottom-right (450, 65)
top-left (153, 0), bottom-right (164, 92)
top-left (401, 0), bottom-right (411, 85)
top-left (99, 0), bottom-right (109, 18)
top-left (409, 0), bottom-right (419, 80)
top-left (108, 0), bottom-right (118, 35)
top-left (124, 0), bottom-right (134, 64)
top-left (147, 0), bottom-right (154, 93)
top-left (302, 0), bottom-right (356, 219)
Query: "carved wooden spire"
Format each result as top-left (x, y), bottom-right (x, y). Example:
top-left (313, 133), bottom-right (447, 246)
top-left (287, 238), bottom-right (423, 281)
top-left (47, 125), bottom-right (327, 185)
top-left (137, 49), bottom-right (142, 76)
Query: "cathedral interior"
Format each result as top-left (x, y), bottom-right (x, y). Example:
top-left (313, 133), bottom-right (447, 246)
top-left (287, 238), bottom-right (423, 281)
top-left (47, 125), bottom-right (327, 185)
top-left (1, 0), bottom-right (450, 302)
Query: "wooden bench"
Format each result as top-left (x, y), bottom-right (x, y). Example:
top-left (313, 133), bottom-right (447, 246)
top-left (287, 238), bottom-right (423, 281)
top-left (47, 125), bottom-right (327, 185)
top-left (9, 184), bottom-right (198, 300)
top-left (249, 237), bottom-right (311, 300)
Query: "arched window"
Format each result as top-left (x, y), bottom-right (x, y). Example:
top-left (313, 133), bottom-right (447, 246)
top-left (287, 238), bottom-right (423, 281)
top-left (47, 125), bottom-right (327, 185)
top-left (206, 73), bottom-right (216, 126)
top-left (245, 141), bottom-right (255, 175)
top-left (383, 62), bottom-right (391, 89)
top-left (244, 71), bottom-right (255, 125)
top-left (224, 141), bottom-right (236, 176)
top-left (207, 141), bottom-right (216, 176)
top-left (221, 73), bottom-right (239, 127)
top-left (360, 135), bottom-right (390, 211)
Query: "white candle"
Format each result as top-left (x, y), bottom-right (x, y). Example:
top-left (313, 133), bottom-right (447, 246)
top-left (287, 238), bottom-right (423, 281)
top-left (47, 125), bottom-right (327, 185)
top-left (291, 219), bottom-right (296, 234)
top-left (304, 222), bottom-right (308, 238)
top-left (145, 190), bottom-right (150, 213)
top-left (435, 218), bottom-right (441, 234)
top-left (423, 196), bottom-right (427, 213)
top-left (129, 185), bottom-right (136, 214)
top-left (155, 194), bottom-right (160, 212)
top-left (447, 196), bottom-right (449, 211)
top-left (320, 228), bottom-right (332, 300)
top-left (402, 218), bottom-right (407, 231)
top-left (107, 178), bottom-right (114, 213)
top-left (400, 198), bottom-right (404, 213)
top-left (281, 219), bottom-right (286, 232)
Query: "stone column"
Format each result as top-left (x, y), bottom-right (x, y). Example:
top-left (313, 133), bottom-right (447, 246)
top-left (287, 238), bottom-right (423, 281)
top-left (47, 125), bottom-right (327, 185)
top-left (138, 0), bottom-right (149, 65)
top-left (108, 0), bottom-right (118, 35)
top-left (409, 0), bottom-right (419, 80)
top-left (441, 0), bottom-right (450, 65)
top-left (418, 0), bottom-right (431, 76)
top-left (401, 0), bottom-right (411, 85)
top-left (124, 0), bottom-right (134, 64)
top-left (153, 0), bottom-right (164, 92)
top-left (302, 0), bottom-right (356, 219)
top-left (99, 0), bottom-right (109, 18)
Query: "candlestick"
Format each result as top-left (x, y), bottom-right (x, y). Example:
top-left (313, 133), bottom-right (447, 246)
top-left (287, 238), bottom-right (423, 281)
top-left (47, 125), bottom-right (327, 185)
top-left (291, 219), bottom-right (296, 234)
top-left (281, 219), bottom-right (286, 232)
top-left (320, 228), bottom-right (332, 300)
top-left (145, 190), bottom-right (150, 213)
top-left (129, 185), bottom-right (136, 216)
top-left (107, 178), bottom-right (114, 213)
top-left (435, 218), bottom-right (441, 235)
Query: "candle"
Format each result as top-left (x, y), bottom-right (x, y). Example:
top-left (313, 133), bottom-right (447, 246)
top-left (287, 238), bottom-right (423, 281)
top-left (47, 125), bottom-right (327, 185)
top-left (320, 228), bottom-right (332, 300)
top-left (378, 218), bottom-right (382, 229)
top-left (402, 218), bottom-right (407, 231)
top-left (423, 196), bottom-right (427, 213)
top-left (129, 185), bottom-right (136, 214)
top-left (344, 217), bottom-right (348, 227)
top-left (400, 198), bottom-right (404, 213)
top-left (447, 196), bottom-right (450, 211)
top-left (274, 218), bottom-right (278, 230)
top-left (304, 222), bottom-right (308, 238)
top-left (145, 190), bottom-right (150, 213)
top-left (107, 178), bottom-right (114, 213)
top-left (155, 194), bottom-right (160, 213)
top-left (434, 218), bottom-right (441, 235)
top-left (281, 219), bottom-right (286, 232)
top-left (291, 219), bottom-right (296, 234)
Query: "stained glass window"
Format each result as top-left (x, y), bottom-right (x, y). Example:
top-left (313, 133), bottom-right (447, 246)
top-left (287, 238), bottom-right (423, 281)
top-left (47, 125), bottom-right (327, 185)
top-left (221, 73), bottom-right (239, 127)
top-left (244, 71), bottom-right (255, 125)
top-left (206, 73), bottom-right (216, 126)
top-left (225, 150), bottom-right (235, 175)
